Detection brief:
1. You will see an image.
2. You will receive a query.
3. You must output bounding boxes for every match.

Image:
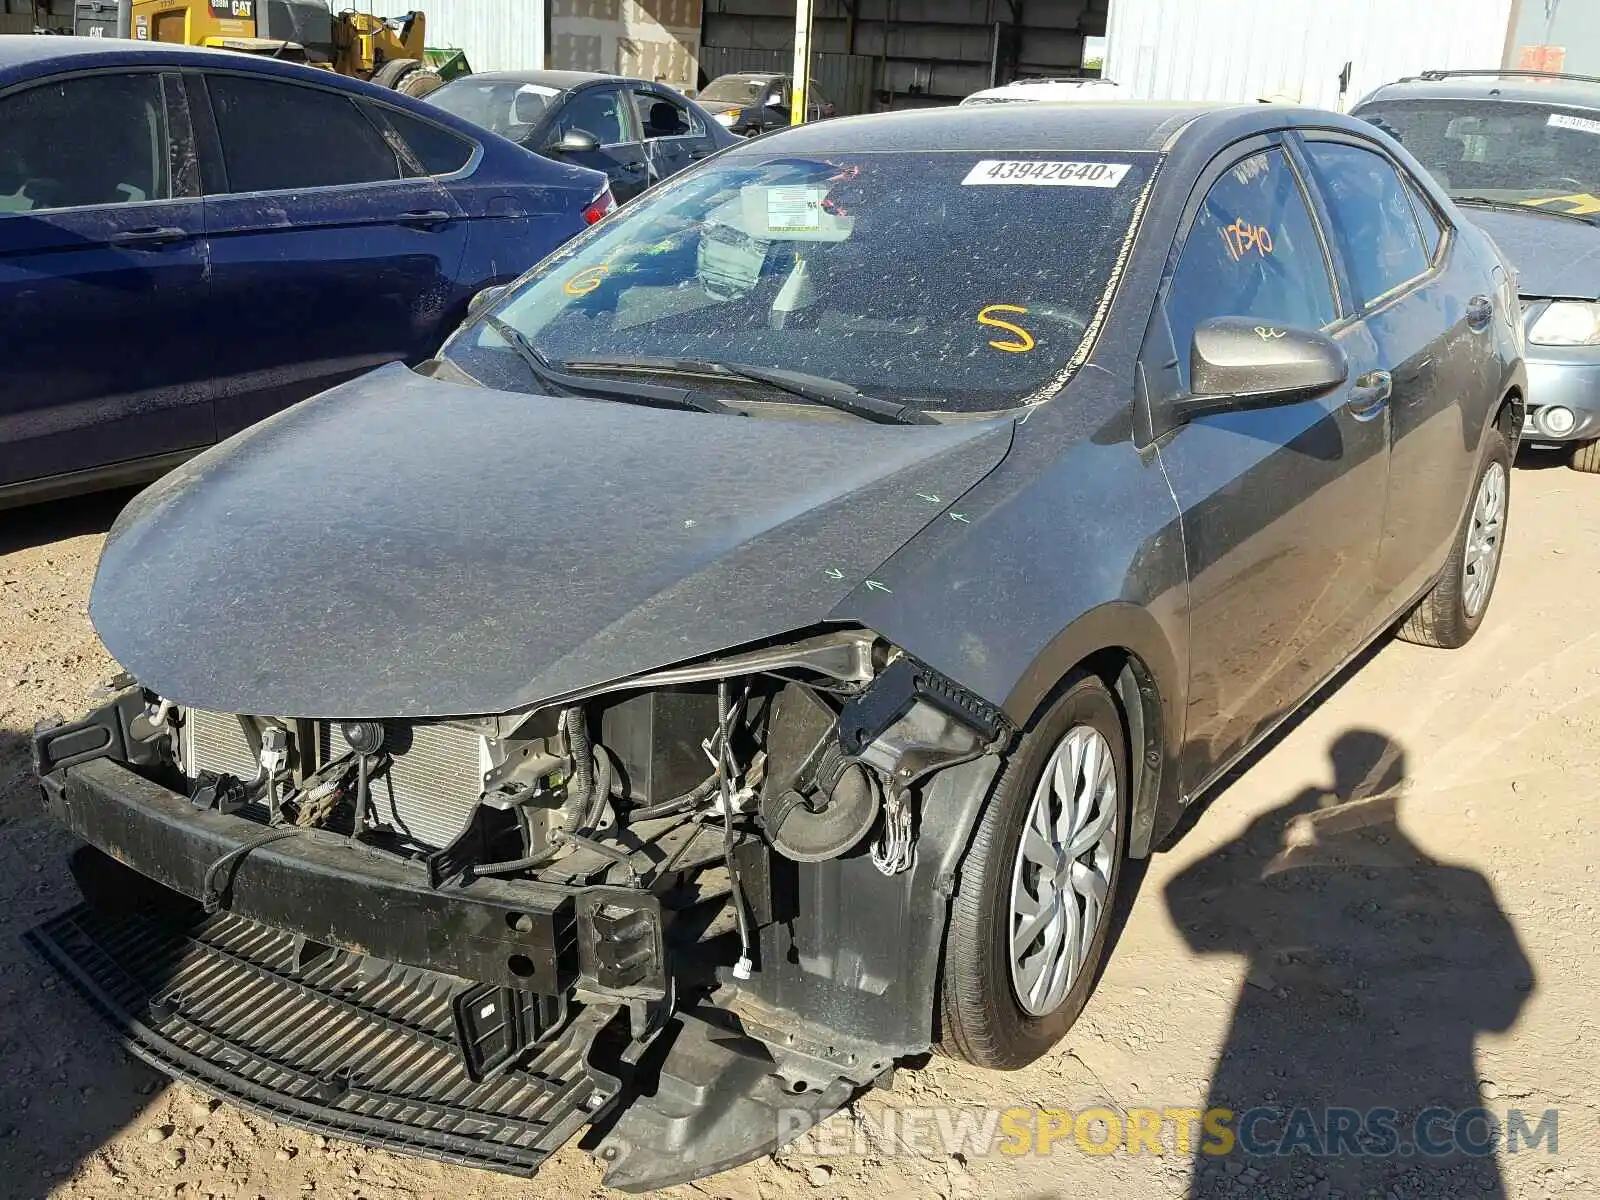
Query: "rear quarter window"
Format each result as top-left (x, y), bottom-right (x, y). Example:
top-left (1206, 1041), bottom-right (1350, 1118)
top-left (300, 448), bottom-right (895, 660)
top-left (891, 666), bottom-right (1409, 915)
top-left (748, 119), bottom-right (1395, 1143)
top-left (377, 106), bottom-right (476, 176)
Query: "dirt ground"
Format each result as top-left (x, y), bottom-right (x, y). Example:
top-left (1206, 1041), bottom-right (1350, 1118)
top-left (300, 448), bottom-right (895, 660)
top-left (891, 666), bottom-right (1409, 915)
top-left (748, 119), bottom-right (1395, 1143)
top-left (1, 459), bottom-right (1596, 1200)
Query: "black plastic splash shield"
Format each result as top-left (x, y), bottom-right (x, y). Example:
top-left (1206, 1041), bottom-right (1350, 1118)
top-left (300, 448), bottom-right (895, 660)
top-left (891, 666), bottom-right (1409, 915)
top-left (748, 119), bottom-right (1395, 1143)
top-left (25, 904), bottom-right (619, 1176)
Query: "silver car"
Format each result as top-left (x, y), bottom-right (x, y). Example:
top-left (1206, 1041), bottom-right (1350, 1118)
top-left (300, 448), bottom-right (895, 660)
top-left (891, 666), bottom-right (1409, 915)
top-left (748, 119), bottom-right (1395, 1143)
top-left (1355, 68), bottom-right (1600, 473)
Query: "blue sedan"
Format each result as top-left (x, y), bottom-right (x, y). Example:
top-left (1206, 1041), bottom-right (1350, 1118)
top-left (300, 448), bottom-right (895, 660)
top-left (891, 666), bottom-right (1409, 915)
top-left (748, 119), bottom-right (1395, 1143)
top-left (0, 38), bottom-right (612, 507)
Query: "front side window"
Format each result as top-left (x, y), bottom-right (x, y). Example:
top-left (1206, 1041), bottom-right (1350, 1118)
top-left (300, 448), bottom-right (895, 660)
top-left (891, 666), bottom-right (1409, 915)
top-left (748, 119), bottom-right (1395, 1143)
top-left (0, 72), bottom-right (169, 212)
top-left (1165, 147), bottom-right (1337, 384)
top-left (1301, 141), bottom-right (1429, 308)
top-left (443, 150), bottom-right (1158, 413)
top-left (558, 87), bottom-right (630, 146)
top-left (208, 74), bottom-right (400, 192)
top-left (1357, 97), bottom-right (1600, 219)
top-left (633, 89), bottom-right (701, 139)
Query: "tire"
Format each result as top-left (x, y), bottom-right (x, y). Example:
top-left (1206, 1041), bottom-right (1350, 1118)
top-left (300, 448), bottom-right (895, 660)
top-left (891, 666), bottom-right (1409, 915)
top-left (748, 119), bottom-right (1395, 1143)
top-left (1396, 427), bottom-right (1511, 649)
top-left (371, 58), bottom-right (420, 90)
top-left (1573, 438), bottom-right (1600, 474)
top-left (937, 672), bottom-right (1130, 1069)
top-left (397, 69), bottom-right (444, 99)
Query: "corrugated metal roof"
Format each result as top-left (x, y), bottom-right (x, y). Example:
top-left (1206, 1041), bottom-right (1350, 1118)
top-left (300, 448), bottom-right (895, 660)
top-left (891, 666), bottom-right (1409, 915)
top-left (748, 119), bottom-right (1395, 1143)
top-left (343, 0), bottom-right (547, 73)
top-left (1105, 0), bottom-right (1515, 111)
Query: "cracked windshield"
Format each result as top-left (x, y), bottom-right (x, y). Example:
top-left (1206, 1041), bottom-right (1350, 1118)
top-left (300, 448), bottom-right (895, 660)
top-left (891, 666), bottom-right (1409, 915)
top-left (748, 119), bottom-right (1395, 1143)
top-left (1359, 97), bottom-right (1600, 219)
top-left (443, 151), bottom-right (1158, 413)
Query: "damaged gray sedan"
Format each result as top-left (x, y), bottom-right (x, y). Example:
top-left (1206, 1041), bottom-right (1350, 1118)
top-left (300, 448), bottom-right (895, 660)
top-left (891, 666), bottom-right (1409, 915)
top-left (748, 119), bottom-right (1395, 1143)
top-left (30, 101), bottom-right (1523, 1190)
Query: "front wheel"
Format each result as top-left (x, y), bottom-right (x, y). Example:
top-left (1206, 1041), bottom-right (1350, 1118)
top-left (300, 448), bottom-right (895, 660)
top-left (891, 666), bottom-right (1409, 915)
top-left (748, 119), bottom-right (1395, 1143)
top-left (936, 673), bottom-right (1129, 1069)
top-left (1396, 428), bottom-right (1511, 648)
top-left (1572, 438), bottom-right (1600, 474)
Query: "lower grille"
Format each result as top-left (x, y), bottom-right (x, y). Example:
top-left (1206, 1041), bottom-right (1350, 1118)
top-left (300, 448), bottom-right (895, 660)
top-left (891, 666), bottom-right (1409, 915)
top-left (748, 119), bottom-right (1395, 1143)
top-left (185, 711), bottom-right (485, 849)
top-left (26, 904), bottom-right (618, 1176)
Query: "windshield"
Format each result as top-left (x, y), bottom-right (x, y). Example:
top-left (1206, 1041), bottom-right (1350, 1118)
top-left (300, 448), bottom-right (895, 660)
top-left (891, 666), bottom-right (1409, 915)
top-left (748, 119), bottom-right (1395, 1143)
top-left (700, 76), bottom-right (775, 105)
top-left (1358, 98), bottom-right (1600, 219)
top-left (428, 78), bottom-right (563, 138)
top-left (441, 150), bottom-right (1158, 414)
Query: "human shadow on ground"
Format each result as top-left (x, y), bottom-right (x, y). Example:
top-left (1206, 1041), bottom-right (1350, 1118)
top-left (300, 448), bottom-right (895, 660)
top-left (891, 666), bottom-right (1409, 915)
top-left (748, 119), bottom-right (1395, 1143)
top-left (1167, 729), bottom-right (1536, 1200)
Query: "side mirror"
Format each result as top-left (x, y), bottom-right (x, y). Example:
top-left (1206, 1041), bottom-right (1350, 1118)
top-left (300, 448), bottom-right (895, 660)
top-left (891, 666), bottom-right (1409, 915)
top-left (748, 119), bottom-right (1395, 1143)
top-left (467, 284), bottom-right (508, 319)
top-left (549, 128), bottom-right (600, 154)
top-left (1178, 317), bottom-right (1347, 419)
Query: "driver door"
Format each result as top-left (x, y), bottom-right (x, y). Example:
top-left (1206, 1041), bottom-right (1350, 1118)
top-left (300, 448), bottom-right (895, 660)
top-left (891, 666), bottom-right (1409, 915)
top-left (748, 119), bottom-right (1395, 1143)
top-left (549, 84), bottom-right (648, 202)
top-left (1148, 140), bottom-right (1391, 791)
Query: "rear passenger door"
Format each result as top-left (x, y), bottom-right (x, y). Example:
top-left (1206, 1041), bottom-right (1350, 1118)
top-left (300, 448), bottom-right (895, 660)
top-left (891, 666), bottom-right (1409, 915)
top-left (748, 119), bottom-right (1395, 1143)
top-left (191, 70), bottom-right (470, 439)
top-left (0, 69), bottom-right (211, 490)
top-left (630, 85), bottom-right (715, 185)
top-left (1148, 140), bottom-right (1391, 792)
top-left (1297, 136), bottom-right (1469, 609)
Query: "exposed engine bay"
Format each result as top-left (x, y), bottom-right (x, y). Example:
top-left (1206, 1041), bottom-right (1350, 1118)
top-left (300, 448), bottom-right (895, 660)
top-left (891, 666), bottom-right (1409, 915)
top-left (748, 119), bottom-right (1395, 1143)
top-left (31, 629), bottom-right (1012, 1191)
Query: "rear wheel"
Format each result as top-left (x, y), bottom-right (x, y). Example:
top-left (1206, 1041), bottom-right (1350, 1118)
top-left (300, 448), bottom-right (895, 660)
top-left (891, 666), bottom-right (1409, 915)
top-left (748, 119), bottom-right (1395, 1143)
top-left (1573, 438), bottom-right (1600, 474)
top-left (937, 673), bottom-right (1129, 1069)
top-left (1396, 427), bottom-right (1511, 648)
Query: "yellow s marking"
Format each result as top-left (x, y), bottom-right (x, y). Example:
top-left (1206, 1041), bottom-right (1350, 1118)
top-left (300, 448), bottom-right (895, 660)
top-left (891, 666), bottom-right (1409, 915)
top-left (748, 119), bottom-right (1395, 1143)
top-left (564, 264), bottom-right (611, 296)
top-left (978, 304), bottom-right (1036, 353)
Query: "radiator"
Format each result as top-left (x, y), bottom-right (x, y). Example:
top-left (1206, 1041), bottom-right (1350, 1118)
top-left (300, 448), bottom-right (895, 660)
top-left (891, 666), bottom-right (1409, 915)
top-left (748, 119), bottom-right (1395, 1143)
top-left (183, 710), bottom-right (487, 850)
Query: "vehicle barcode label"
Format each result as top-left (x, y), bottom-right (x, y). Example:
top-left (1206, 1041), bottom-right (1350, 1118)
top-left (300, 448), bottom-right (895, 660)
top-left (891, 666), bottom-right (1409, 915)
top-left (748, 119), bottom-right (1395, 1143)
top-left (1548, 112), bottom-right (1600, 136)
top-left (962, 160), bottom-right (1131, 187)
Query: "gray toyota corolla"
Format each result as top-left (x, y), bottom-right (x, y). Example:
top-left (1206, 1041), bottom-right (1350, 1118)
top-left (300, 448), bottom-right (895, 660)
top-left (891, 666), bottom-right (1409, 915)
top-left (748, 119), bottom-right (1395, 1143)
top-left (31, 103), bottom-right (1523, 1190)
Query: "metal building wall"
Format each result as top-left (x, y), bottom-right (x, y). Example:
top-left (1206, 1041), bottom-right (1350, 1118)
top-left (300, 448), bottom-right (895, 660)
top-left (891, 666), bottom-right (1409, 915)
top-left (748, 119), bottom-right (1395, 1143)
top-left (1104, 0), bottom-right (1515, 110)
top-left (343, 0), bottom-right (548, 73)
top-left (702, 0), bottom-right (1108, 109)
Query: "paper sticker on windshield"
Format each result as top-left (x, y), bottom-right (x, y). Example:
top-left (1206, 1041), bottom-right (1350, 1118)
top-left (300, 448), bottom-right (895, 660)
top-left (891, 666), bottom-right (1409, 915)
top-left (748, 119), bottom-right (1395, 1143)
top-left (962, 160), bottom-right (1130, 187)
top-left (1549, 112), bottom-right (1600, 136)
top-left (767, 186), bottom-right (826, 231)
top-left (517, 82), bottom-right (561, 98)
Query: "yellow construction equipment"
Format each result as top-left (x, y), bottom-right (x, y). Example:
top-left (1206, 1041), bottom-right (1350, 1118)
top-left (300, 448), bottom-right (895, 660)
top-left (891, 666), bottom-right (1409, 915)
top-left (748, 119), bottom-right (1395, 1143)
top-left (115, 1), bottom-right (444, 95)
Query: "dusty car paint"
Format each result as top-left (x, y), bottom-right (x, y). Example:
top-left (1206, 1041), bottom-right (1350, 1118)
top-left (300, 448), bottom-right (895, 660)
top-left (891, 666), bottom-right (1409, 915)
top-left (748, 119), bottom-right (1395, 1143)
top-left (35, 100), bottom-right (1525, 1193)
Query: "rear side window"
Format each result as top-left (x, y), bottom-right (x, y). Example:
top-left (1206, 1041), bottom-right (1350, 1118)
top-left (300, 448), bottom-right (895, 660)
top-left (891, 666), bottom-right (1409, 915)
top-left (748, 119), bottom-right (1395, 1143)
top-left (207, 74), bottom-right (400, 193)
top-left (0, 72), bottom-right (169, 211)
top-left (1301, 141), bottom-right (1430, 307)
top-left (631, 88), bottom-right (702, 139)
top-left (1165, 148), bottom-right (1338, 385)
top-left (377, 106), bottom-right (475, 175)
top-left (1403, 174), bottom-right (1445, 263)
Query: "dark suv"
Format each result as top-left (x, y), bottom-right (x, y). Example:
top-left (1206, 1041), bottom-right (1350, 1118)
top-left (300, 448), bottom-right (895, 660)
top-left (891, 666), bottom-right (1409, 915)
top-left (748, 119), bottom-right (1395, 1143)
top-left (1355, 69), bottom-right (1600, 473)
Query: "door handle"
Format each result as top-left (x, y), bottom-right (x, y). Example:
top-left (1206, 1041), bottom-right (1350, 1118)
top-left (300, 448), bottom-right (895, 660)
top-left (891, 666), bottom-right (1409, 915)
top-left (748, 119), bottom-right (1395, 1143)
top-left (1346, 369), bottom-right (1393, 421)
top-left (1467, 294), bottom-right (1494, 331)
top-left (623, 161), bottom-right (647, 172)
top-left (110, 226), bottom-right (189, 248)
top-left (398, 209), bottom-right (452, 228)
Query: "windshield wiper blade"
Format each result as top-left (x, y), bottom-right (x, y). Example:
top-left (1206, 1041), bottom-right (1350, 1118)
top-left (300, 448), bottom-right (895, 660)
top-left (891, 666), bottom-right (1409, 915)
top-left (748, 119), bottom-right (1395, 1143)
top-left (480, 318), bottom-right (732, 415)
top-left (1454, 195), bottom-right (1597, 223)
top-left (561, 356), bottom-right (937, 425)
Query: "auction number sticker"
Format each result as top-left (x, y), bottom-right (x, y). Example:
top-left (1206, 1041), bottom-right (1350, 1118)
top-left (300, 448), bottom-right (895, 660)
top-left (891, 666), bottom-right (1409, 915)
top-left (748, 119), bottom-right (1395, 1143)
top-left (962, 160), bottom-right (1131, 187)
top-left (1549, 112), bottom-right (1600, 136)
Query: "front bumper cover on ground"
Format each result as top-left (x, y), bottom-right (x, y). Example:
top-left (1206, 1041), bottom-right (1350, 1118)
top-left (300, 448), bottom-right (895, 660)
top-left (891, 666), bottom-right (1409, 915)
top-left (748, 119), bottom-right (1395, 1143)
top-left (28, 757), bottom-right (856, 1191)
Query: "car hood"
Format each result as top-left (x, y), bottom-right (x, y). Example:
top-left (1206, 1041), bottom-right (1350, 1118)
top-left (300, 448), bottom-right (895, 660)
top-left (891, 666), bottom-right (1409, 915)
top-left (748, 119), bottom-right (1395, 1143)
top-left (91, 364), bottom-right (1013, 718)
top-left (698, 100), bottom-right (745, 115)
top-left (1465, 205), bottom-right (1600, 300)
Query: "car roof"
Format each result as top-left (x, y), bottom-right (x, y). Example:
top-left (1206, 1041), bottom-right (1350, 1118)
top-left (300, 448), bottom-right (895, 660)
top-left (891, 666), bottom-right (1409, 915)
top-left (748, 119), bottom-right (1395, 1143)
top-left (709, 72), bottom-right (784, 83)
top-left (1361, 69), bottom-right (1600, 110)
top-left (0, 34), bottom-right (398, 98)
top-left (726, 101), bottom-right (1265, 155)
top-left (456, 69), bottom-right (628, 90)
